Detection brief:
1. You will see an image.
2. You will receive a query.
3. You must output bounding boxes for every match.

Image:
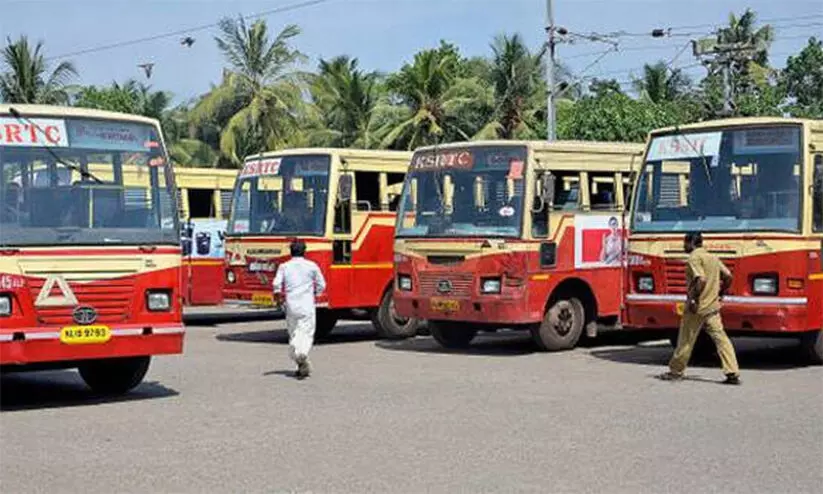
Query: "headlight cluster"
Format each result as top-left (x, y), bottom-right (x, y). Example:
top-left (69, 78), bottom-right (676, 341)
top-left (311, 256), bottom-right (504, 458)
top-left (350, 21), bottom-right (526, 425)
top-left (397, 275), bottom-right (412, 291)
top-left (752, 275), bottom-right (778, 295)
top-left (480, 278), bottom-right (501, 294)
top-left (146, 291), bottom-right (171, 311)
top-left (636, 275), bottom-right (654, 293)
top-left (0, 294), bottom-right (11, 316)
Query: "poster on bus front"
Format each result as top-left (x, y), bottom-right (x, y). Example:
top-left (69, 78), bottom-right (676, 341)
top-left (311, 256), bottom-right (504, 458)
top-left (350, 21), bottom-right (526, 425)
top-left (574, 215), bottom-right (625, 269)
top-left (181, 219), bottom-right (227, 259)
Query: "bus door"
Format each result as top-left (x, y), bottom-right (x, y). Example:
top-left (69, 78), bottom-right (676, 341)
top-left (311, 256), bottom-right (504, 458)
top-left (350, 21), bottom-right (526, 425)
top-left (330, 171), bottom-right (354, 306)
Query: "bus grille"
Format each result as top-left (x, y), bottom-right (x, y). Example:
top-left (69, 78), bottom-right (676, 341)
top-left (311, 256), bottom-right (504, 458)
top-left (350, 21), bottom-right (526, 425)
top-left (241, 271), bottom-right (272, 290)
top-left (28, 278), bottom-right (135, 325)
top-left (663, 259), bottom-right (735, 294)
top-left (418, 272), bottom-right (473, 297)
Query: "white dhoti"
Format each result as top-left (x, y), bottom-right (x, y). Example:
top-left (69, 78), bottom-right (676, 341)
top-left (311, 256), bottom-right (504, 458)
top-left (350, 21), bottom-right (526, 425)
top-left (286, 307), bottom-right (316, 363)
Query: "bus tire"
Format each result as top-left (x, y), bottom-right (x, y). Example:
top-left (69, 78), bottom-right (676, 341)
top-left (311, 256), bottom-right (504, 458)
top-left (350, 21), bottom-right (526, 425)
top-left (78, 356), bottom-right (150, 395)
top-left (314, 309), bottom-right (339, 340)
top-left (531, 297), bottom-right (585, 351)
top-left (429, 322), bottom-right (477, 349)
top-left (800, 330), bottom-right (823, 365)
top-left (372, 290), bottom-right (419, 340)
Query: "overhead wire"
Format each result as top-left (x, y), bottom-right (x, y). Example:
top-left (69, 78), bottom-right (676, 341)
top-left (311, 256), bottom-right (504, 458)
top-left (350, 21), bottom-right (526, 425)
top-left (45, 0), bottom-right (334, 61)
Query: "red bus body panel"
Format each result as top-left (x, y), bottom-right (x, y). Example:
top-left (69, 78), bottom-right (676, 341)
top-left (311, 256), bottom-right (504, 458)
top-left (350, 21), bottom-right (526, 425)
top-left (0, 247), bottom-right (185, 366)
top-left (223, 213), bottom-right (397, 310)
top-left (624, 236), bottom-right (822, 334)
top-left (394, 225), bottom-right (623, 324)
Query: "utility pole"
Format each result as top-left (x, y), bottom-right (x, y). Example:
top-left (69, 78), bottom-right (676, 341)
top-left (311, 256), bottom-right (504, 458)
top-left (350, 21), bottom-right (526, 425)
top-left (546, 0), bottom-right (556, 141)
top-left (693, 37), bottom-right (756, 117)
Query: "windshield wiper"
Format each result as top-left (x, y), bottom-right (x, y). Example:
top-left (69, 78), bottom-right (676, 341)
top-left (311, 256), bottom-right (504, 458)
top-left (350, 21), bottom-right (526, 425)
top-left (9, 107), bottom-right (104, 184)
top-left (672, 125), bottom-right (712, 186)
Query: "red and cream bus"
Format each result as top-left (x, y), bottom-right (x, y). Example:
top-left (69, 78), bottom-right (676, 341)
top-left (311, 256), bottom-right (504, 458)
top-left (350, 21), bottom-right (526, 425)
top-left (624, 118), bottom-right (823, 363)
top-left (223, 148), bottom-right (418, 339)
top-left (393, 140), bottom-right (643, 349)
top-left (0, 105), bottom-right (184, 393)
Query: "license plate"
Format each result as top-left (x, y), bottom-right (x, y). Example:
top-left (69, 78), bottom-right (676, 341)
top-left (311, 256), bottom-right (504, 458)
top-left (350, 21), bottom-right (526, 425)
top-left (430, 298), bottom-right (460, 312)
top-left (60, 325), bottom-right (111, 345)
top-left (252, 292), bottom-right (275, 307)
top-left (675, 302), bottom-right (685, 316)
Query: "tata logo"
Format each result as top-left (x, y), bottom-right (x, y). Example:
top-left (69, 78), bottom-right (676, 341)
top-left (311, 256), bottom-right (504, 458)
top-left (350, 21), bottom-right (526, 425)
top-left (72, 306), bottom-right (98, 325)
top-left (437, 280), bottom-right (453, 294)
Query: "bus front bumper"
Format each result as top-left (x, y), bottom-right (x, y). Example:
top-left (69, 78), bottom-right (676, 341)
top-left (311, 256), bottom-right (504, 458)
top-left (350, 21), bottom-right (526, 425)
top-left (394, 291), bottom-right (541, 325)
top-left (0, 324), bottom-right (184, 366)
top-left (624, 294), bottom-right (811, 333)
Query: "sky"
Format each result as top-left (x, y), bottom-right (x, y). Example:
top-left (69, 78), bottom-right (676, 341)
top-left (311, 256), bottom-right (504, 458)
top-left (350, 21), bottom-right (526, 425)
top-left (3, 0), bottom-right (822, 103)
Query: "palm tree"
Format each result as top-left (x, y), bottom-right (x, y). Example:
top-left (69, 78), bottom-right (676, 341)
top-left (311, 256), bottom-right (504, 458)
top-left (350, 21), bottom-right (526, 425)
top-left (632, 62), bottom-right (690, 103)
top-left (0, 36), bottom-right (76, 104)
top-left (379, 44), bottom-right (488, 150)
top-left (310, 56), bottom-right (379, 148)
top-left (475, 34), bottom-right (544, 139)
top-left (190, 16), bottom-right (306, 164)
top-left (717, 8), bottom-right (774, 66)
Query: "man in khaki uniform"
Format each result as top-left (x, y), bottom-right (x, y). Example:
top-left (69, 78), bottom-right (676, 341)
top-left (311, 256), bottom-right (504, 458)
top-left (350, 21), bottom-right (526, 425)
top-left (659, 232), bottom-right (741, 385)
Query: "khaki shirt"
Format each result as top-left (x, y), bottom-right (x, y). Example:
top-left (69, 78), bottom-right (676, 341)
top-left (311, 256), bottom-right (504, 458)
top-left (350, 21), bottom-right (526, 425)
top-left (686, 247), bottom-right (731, 316)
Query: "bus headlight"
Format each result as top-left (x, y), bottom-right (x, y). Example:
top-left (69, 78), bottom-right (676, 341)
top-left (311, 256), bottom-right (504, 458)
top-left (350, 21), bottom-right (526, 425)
top-left (146, 291), bottom-right (171, 311)
top-left (752, 276), bottom-right (778, 295)
top-left (637, 275), bottom-right (654, 293)
top-left (481, 278), bottom-right (502, 294)
top-left (398, 275), bottom-right (412, 291)
top-left (226, 270), bottom-right (236, 284)
top-left (0, 295), bottom-right (11, 316)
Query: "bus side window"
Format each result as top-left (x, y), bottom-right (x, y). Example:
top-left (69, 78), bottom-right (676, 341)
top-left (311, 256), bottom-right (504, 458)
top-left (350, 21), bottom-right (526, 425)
top-left (552, 173), bottom-right (581, 211)
top-left (188, 188), bottom-right (215, 218)
top-left (354, 171), bottom-right (380, 211)
top-left (814, 154), bottom-right (822, 232)
top-left (386, 172), bottom-right (405, 211)
top-left (589, 174), bottom-right (617, 211)
top-left (220, 190), bottom-right (233, 220)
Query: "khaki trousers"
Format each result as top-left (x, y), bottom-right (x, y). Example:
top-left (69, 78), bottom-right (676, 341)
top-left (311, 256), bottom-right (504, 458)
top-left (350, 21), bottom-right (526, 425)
top-left (669, 311), bottom-right (740, 376)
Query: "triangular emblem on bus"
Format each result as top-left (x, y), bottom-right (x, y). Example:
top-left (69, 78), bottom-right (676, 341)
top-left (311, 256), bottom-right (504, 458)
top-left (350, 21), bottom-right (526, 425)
top-left (35, 275), bottom-right (79, 307)
top-left (228, 250), bottom-right (246, 266)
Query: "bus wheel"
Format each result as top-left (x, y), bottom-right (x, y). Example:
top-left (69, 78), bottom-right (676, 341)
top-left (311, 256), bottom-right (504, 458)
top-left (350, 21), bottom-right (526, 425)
top-left (800, 330), bottom-right (823, 365)
top-left (315, 309), bottom-right (339, 340)
top-left (372, 290), bottom-right (419, 340)
top-left (531, 297), bottom-right (585, 351)
top-left (78, 356), bottom-right (150, 395)
top-left (429, 322), bottom-right (477, 349)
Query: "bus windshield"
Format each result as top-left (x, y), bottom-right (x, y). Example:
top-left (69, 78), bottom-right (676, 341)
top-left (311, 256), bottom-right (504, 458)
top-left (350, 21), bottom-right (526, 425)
top-left (228, 154), bottom-right (330, 236)
top-left (395, 146), bottom-right (527, 238)
top-left (632, 125), bottom-right (803, 233)
top-left (0, 115), bottom-right (178, 247)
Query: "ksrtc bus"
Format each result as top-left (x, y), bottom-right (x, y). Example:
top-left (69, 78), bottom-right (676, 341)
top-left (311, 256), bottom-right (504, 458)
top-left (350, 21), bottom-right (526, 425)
top-left (393, 140), bottom-right (643, 350)
top-left (0, 105), bottom-right (184, 393)
top-left (223, 148), bottom-right (418, 338)
top-left (624, 118), bottom-right (823, 363)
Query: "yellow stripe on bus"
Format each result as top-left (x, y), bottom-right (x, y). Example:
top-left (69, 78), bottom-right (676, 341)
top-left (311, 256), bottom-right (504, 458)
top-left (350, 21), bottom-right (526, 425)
top-left (810, 273), bottom-right (823, 281)
top-left (531, 274), bottom-right (551, 281)
top-left (330, 263), bottom-right (393, 270)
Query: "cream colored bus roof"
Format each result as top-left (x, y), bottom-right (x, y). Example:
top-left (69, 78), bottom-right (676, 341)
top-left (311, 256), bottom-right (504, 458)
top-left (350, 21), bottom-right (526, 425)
top-left (0, 104), bottom-right (161, 127)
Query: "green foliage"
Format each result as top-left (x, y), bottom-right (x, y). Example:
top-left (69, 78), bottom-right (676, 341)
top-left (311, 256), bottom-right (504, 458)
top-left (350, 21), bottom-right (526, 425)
top-left (782, 37), bottom-right (823, 118)
top-left (0, 36), bottom-right (76, 104)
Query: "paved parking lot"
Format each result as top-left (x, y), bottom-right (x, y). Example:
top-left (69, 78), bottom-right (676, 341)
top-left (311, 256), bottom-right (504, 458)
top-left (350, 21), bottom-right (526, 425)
top-left (2, 319), bottom-right (822, 493)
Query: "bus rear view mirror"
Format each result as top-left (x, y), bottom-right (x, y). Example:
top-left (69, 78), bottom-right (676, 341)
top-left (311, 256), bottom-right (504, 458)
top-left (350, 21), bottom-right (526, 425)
top-left (541, 173), bottom-right (556, 207)
top-left (337, 175), bottom-right (352, 203)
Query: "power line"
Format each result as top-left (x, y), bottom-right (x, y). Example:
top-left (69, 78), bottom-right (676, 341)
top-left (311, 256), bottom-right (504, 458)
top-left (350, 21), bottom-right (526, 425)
top-left (45, 0), bottom-right (334, 62)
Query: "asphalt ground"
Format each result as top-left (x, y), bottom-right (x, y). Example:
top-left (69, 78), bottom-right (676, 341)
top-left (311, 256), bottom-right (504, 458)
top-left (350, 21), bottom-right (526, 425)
top-left (2, 319), bottom-right (821, 493)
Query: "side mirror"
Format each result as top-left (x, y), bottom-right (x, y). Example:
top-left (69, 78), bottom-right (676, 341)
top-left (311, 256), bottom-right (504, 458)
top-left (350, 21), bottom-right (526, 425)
top-left (338, 175), bottom-right (352, 203)
top-left (541, 173), bottom-right (556, 207)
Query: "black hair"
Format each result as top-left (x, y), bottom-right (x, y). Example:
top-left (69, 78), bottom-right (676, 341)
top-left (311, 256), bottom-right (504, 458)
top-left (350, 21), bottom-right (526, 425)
top-left (290, 239), bottom-right (307, 257)
top-left (685, 231), bottom-right (703, 248)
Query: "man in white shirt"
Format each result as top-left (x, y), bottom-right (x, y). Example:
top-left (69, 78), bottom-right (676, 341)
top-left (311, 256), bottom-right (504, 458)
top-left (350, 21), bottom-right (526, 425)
top-left (273, 240), bottom-right (327, 379)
